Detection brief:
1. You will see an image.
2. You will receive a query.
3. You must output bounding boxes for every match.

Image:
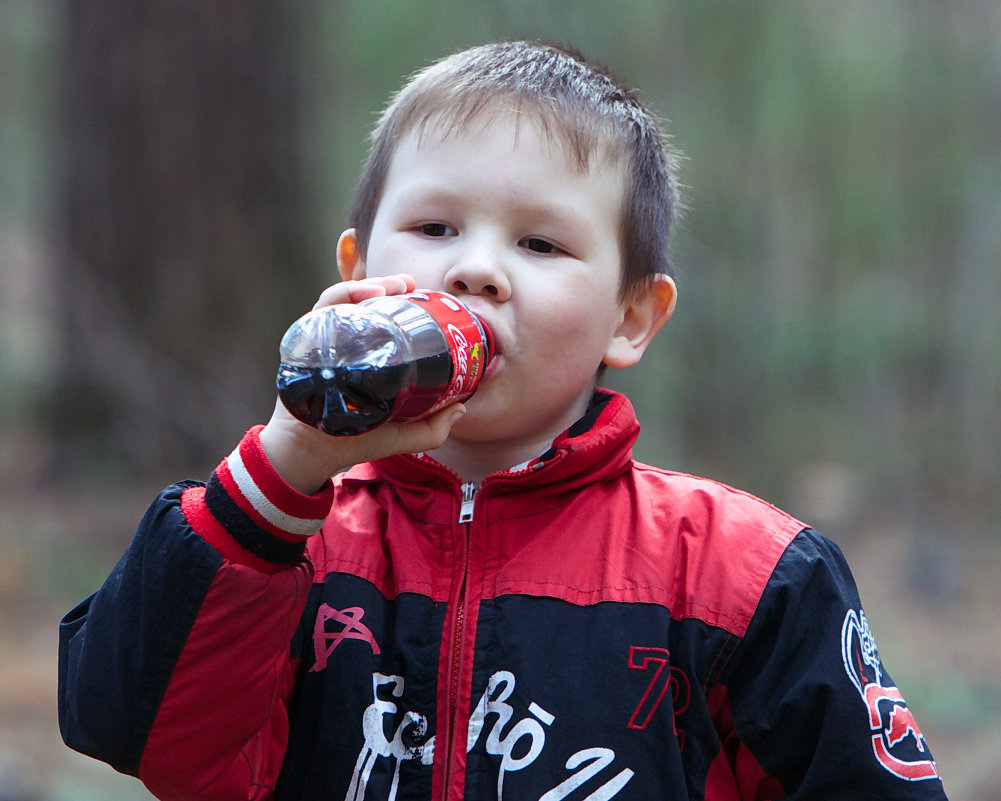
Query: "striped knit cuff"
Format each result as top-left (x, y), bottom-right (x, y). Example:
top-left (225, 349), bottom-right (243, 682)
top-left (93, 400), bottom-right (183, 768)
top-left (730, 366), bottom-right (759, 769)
top-left (181, 425), bottom-right (334, 572)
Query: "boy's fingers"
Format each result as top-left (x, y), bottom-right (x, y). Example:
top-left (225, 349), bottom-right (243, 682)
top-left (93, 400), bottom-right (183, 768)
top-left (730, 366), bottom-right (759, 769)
top-left (312, 275), bottom-right (416, 310)
top-left (412, 404), bottom-right (467, 451)
top-left (261, 402), bottom-right (465, 494)
top-left (372, 404), bottom-right (466, 459)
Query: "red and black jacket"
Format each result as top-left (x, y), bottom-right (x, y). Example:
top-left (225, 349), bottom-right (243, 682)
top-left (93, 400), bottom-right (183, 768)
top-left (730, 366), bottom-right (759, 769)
top-left (59, 390), bottom-right (948, 800)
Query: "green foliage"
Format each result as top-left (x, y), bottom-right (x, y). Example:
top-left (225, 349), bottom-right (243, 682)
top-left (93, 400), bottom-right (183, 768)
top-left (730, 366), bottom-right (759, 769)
top-left (3, 0), bottom-right (999, 511)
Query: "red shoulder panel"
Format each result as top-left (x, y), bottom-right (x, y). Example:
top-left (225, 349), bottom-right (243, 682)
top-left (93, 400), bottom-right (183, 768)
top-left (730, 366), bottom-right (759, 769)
top-left (480, 465), bottom-right (805, 637)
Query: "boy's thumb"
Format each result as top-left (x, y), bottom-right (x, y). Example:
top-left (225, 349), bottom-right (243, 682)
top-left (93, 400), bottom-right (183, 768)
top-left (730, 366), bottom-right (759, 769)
top-left (411, 403), bottom-right (465, 452)
top-left (447, 405), bottom-right (467, 427)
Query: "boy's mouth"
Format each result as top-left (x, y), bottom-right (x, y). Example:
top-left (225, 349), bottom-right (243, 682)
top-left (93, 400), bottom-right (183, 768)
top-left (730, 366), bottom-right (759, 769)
top-left (477, 319), bottom-right (501, 381)
top-left (483, 352), bottom-right (501, 381)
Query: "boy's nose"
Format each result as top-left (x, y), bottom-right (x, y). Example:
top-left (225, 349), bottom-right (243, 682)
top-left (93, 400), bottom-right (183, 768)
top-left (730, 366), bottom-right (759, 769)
top-left (443, 248), bottom-right (512, 301)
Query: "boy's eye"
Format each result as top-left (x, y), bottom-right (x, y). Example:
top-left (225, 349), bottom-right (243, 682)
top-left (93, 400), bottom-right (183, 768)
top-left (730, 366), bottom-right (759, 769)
top-left (418, 222), bottom-right (456, 237)
top-left (520, 237), bottom-right (564, 255)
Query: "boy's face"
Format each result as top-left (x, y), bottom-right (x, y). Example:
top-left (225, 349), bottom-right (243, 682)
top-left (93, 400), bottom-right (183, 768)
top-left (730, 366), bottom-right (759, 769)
top-left (342, 114), bottom-right (669, 459)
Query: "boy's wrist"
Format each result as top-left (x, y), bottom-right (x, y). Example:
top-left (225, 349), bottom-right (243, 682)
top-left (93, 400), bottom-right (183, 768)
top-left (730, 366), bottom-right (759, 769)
top-left (259, 403), bottom-right (352, 495)
top-left (179, 422), bottom-right (334, 572)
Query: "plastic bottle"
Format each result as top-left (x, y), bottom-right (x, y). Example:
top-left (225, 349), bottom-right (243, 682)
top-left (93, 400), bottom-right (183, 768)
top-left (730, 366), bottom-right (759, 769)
top-left (276, 290), bottom-right (492, 436)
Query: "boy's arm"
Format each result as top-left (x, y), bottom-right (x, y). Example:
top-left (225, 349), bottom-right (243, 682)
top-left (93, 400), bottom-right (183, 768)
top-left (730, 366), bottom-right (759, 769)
top-left (715, 529), bottom-right (949, 800)
top-left (58, 427), bottom-right (330, 801)
top-left (58, 274), bottom-right (467, 800)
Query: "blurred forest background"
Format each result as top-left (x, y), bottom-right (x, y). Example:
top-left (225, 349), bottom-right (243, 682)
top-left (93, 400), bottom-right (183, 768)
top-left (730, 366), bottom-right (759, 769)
top-left (1, 1), bottom-right (999, 798)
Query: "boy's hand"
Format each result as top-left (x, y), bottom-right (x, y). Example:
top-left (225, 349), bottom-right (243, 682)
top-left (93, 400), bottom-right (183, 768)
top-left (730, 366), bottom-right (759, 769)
top-left (258, 275), bottom-right (467, 495)
top-left (309, 273), bottom-right (415, 311)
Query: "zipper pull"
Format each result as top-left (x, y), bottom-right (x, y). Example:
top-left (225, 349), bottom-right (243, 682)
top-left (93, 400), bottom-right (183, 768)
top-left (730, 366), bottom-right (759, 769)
top-left (459, 482), bottom-right (478, 523)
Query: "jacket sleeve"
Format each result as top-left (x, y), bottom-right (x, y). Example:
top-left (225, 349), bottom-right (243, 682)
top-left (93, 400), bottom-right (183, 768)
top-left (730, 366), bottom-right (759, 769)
top-left (717, 529), bottom-right (949, 800)
top-left (58, 426), bottom-right (334, 801)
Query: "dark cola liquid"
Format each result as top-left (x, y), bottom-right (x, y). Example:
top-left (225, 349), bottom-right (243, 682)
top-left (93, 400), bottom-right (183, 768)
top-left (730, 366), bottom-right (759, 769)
top-left (277, 352), bottom-right (451, 437)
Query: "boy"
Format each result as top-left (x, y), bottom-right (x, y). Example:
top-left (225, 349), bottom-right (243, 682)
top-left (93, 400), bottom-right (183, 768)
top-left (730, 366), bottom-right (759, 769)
top-left (59, 41), bottom-right (948, 800)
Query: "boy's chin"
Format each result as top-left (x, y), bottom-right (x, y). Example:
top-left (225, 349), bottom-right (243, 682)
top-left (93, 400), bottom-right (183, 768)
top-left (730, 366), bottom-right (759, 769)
top-left (445, 402), bottom-right (491, 439)
top-left (444, 397), bottom-right (521, 444)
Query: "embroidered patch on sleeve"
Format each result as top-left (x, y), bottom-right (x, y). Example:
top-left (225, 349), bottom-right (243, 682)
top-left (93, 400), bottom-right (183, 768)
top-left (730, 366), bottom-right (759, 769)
top-left (841, 609), bottom-right (940, 782)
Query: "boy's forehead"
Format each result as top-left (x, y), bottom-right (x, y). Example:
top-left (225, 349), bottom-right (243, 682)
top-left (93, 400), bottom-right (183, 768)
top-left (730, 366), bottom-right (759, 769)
top-left (404, 102), bottom-right (625, 175)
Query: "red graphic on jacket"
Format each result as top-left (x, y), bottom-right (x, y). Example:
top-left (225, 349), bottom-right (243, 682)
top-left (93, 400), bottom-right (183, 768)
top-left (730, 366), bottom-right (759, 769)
top-left (310, 604), bottom-right (381, 672)
top-left (842, 609), bottom-right (938, 781)
top-left (886, 703), bottom-right (926, 752)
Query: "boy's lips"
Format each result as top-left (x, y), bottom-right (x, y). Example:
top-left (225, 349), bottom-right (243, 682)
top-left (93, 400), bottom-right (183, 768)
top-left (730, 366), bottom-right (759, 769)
top-left (483, 351), bottom-right (501, 381)
top-left (474, 314), bottom-right (502, 381)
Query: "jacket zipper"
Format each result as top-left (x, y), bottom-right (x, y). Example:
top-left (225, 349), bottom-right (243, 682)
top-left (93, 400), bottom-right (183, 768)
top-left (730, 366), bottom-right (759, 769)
top-left (443, 482), bottom-right (478, 799)
top-left (458, 482), bottom-right (478, 524)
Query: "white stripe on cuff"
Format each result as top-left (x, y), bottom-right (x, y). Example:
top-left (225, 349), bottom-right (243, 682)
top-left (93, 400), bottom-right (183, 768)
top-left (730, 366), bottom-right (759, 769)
top-left (227, 447), bottom-right (326, 537)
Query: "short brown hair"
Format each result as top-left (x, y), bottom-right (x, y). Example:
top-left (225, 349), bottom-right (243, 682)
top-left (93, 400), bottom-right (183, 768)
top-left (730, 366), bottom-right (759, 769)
top-left (348, 40), bottom-right (681, 298)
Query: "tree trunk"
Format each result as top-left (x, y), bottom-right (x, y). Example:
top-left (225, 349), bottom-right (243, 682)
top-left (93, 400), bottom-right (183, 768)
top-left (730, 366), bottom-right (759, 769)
top-left (57, 0), bottom-right (315, 477)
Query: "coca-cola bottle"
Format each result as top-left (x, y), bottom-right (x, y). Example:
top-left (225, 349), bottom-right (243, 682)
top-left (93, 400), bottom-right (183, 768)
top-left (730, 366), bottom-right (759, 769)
top-left (276, 291), bottom-right (492, 436)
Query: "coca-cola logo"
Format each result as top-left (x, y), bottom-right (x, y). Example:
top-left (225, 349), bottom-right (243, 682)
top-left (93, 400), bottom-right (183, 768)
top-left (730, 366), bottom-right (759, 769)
top-left (417, 293), bottom-right (486, 416)
top-left (447, 323), bottom-right (471, 376)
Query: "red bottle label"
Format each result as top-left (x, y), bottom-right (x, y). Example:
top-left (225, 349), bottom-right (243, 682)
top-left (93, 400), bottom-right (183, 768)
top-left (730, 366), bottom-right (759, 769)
top-left (406, 291), bottom-right (489, 414)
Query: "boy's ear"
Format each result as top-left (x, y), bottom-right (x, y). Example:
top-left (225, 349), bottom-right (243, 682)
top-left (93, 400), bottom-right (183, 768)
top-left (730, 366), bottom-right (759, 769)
top-left (603, 274), bottom-right (677, 369)
top-left (336, 229), bottom-right (366, 281)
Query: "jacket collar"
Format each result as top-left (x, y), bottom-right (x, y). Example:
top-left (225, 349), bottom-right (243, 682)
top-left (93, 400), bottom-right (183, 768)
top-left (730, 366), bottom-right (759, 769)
top-left (343, 389), bottom-right (640, 495)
